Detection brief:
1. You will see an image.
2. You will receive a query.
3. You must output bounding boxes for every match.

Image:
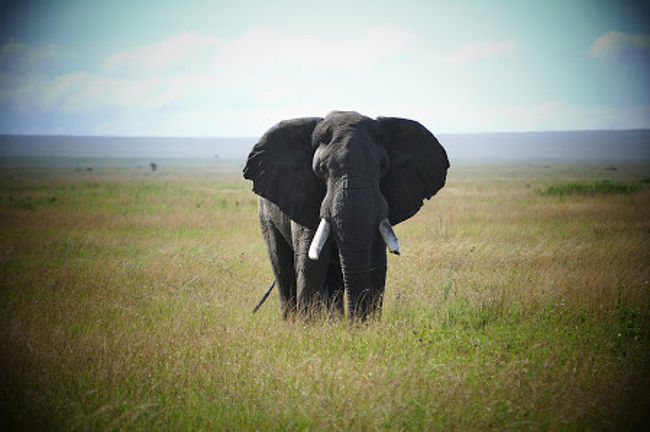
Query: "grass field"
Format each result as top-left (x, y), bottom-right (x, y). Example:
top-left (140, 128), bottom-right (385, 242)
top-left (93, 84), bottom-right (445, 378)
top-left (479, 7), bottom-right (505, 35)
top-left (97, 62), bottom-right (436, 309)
top-left (0, 162), bottom-right (648, 430)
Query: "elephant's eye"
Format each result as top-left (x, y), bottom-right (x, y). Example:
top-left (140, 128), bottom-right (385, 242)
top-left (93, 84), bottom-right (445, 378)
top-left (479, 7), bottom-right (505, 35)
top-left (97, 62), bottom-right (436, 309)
top-left (317, 162), bottom-right (327, 178)
top-left (379, 160), bottom-right (389, 175)
top-left (319, 129), bottom-right (332, 145)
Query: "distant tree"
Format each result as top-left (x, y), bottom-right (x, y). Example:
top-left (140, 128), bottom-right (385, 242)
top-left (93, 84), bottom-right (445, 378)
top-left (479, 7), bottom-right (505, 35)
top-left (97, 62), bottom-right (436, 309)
top-left (150, 162), bottom-right (157, 172)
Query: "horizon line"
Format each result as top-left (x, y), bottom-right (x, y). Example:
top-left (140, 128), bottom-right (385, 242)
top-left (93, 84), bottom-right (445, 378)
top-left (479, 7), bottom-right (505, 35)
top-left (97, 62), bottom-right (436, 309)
top-left (1, 127), bottom-right (650, 139)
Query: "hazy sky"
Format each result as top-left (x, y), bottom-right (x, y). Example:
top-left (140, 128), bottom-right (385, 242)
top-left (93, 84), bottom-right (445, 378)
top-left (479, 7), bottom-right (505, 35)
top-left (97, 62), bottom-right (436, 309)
top-left (0, 0), bottom-right (649, 136)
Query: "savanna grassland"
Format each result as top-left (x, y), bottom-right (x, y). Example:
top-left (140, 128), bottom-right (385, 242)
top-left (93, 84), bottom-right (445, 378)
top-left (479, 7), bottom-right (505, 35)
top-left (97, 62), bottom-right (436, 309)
top-left (0, 162), bottom-right (648, 431)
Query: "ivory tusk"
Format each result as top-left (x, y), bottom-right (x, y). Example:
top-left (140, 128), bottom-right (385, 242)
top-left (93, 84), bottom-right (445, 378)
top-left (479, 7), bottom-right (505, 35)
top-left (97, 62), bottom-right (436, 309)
top-left (308, 219), bottom-right (330, 260)
top-left (379, 218), bottom-right (401, 255)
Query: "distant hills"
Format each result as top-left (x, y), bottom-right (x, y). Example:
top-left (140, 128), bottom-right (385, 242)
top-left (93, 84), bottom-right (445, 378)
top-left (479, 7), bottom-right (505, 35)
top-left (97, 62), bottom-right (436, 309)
top-left (1, 130), bottom-right (648, 166)
top-left (440, 130), bottom-right (650, 164)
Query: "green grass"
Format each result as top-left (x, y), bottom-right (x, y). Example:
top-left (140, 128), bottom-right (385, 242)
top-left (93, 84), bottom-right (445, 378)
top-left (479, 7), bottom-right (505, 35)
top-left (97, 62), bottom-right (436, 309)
top-left (0, 163), bottom-right (649, 430)
top-left (538, 180), bottom-right (642, 196)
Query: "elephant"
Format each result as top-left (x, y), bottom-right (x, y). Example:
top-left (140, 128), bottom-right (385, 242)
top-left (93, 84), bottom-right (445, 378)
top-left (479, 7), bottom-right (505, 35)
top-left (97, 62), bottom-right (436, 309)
top-left (243, 111), bottom-right (449, 320)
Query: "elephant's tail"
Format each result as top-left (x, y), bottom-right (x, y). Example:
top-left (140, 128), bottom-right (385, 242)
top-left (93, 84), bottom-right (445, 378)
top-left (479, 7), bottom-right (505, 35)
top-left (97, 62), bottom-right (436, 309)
top-left (252, 280), bottom-right (275, 314)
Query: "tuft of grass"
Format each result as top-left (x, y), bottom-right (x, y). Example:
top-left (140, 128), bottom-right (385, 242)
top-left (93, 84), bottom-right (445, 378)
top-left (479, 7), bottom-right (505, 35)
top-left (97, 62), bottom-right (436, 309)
top-left (538, 180), bottom-right (641, 196)
top-left (1, 195), bottom-right (59, 210)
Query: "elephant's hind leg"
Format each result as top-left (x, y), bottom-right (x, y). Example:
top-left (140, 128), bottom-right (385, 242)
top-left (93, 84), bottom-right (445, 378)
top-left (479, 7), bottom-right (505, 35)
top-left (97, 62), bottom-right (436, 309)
top-left (260, 221), bottom-right (297, 318)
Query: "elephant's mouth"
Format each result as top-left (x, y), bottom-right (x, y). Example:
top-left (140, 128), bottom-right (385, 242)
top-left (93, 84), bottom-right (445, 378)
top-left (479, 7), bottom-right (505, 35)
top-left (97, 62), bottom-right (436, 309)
top-left (308, 217), bottom-right (401, 261)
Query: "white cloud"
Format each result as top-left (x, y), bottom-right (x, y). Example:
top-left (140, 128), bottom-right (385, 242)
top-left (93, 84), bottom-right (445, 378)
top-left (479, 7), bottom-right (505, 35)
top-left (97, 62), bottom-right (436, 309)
top-left (2, 71), bottom-right (190, 115)
top-left (3, 27), bottom-right (415, 128)
top-left (51, 73), bottom-right (232, 115)
top-left (104, 27), bottom-right (413, 74)
top-left (3, 26), bottom-right (648, 136)
top-left (588, 31), bottom-right (650, 59)
top-left (447, 40), bottom-right (516, 64)
top-left (59, 74), bottom-right (166, 113)
top-left (105, 33), bottom-right (220, 71)
top-left (259, 25), bottom-right (411, 70)
top-left (215, 26), bottom-right (413, 72)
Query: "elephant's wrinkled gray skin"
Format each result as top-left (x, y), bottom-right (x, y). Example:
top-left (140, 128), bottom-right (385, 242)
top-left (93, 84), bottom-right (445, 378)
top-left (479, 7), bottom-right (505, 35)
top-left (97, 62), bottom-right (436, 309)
top-left (244, 111), bottom-right (449, 320)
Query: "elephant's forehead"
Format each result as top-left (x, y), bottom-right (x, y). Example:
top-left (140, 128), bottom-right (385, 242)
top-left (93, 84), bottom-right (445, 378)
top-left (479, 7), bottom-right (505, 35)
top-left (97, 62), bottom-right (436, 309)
top-left (315, 113), bottom-right (379, 143)
top-left (323, 111), bottom-right (372, 128)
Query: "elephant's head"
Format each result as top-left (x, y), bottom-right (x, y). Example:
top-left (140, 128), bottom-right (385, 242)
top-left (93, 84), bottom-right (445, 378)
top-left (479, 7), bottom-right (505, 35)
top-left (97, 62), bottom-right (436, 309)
top-left (244, 111), bottom-right (449, 316)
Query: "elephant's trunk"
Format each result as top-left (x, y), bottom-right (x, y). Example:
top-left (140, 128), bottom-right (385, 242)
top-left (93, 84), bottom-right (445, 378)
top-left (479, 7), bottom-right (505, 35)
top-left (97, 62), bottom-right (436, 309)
top-left (324, 183), bottom-right (387, 319)
top-left (338, 243), bottom-right (374, 319)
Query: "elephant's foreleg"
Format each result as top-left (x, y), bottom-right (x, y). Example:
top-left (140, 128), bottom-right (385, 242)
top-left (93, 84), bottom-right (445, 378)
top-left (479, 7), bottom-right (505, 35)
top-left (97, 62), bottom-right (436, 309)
top-left (260, 220), bottom-right (297, 318)
top-left (292, 224), bottom-right (331, 318)
top-left (326, 247), bottom-right (344, 317)
top-left (369, 234), bottom-right (388, 318)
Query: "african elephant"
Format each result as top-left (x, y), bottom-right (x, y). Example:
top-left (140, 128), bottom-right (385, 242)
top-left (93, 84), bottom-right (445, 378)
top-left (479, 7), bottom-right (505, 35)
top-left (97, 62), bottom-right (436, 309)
top-left (244, 111), bottom-right (449, 320)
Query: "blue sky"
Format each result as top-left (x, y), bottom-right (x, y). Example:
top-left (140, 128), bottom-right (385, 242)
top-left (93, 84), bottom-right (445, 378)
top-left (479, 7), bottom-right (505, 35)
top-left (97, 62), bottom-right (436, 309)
top-left (0, 0), bottom-right (649, 136)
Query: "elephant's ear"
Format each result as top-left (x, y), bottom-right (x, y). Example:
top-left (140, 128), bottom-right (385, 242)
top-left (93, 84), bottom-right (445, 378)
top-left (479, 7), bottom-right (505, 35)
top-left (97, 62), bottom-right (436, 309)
top-left (378, 117), bottom-right (450, 225)
top-left (243, 117), bottom-right (324, 229)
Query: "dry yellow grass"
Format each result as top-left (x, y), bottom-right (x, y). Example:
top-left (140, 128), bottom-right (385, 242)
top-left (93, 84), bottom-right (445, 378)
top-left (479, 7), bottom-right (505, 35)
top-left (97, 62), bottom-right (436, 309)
top-left (0, 163), bottom-right (648, 430)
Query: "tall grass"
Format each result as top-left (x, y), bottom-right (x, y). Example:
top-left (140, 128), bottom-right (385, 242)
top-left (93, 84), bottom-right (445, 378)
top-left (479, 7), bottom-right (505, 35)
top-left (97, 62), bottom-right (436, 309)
top-left (0, 164), bottom-right (648, 430)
